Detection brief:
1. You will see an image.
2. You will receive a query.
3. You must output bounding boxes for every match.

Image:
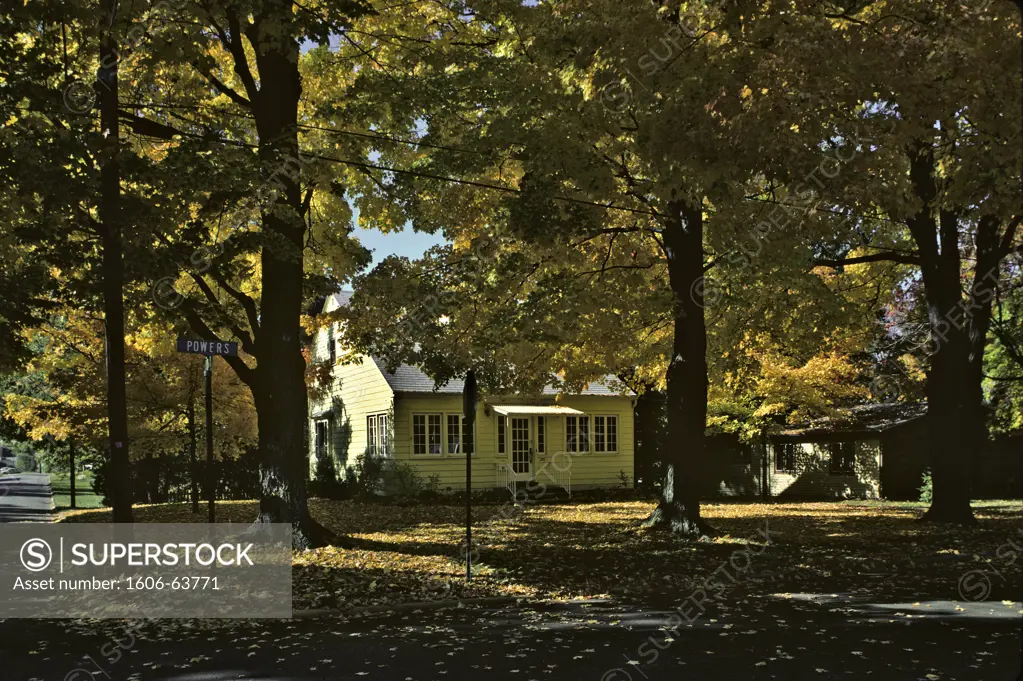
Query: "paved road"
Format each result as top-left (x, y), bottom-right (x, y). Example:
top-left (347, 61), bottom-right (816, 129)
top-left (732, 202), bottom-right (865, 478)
top-left (0, 473), bottom-right (54, 522)
top-left (2, 596), bottom-right (1020, 680)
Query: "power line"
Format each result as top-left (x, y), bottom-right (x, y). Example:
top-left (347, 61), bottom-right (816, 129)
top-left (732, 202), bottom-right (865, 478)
top-left (121, 100), bottom-right (486, 156)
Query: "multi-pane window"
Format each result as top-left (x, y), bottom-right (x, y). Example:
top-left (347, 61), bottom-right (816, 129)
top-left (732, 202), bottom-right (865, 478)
top-left (327, 326), bottom-right (336, 364)
top-left (566, 415), bottom-right (589, 452)
top-left (447, 414), bottom-right (461, 454)
top-left (367, 413), bottom-right (388, 456)
top-left (314, 420), bottom-right (330, 460)
top-left (413, 414), bottom-right (443, 455)
top-left (593, 415), bottom-right (618, 452)
top-left (775, 443), bottom-right (797, 473)
top-left (536, 416), bottom-right (545, 453)
top-left (497, 415), bottom-right (506, 454)
top-left (829, 442), bottom-right (855, 475)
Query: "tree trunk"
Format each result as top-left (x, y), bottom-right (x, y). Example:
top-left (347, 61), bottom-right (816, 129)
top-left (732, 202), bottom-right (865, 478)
top-left (97, 2), bottom-right (132, 523)
top-left (247, 11), bottom-right (334, 548)
top-left (906, 148), bottom-right (980, 525)
top-left (642, 200), bottom-right (714, 537)
top-left (918, 311), bottom-right (978, 524)
top-left (68, 438), bottom-right (76, 510)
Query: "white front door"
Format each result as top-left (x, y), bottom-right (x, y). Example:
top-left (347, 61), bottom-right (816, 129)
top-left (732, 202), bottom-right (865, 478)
top-left (510, 417), bottom-right (533, 481)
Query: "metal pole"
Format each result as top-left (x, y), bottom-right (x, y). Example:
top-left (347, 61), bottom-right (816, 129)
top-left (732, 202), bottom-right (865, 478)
top-left (463, 369), bottom-right (478, 581)
top-left (205, 355), bottom-right (215, 523)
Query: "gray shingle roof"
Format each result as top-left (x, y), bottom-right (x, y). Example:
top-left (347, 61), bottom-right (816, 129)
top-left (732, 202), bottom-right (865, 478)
top-left (332, 290), bottom-right (354, 308)
top-left (776, 402), bottom-right (927, 438)
top-left (370, 358), bottom-right (625, 396)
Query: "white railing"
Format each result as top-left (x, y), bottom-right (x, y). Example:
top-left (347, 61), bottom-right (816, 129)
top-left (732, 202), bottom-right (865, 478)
top-left (495, 462), bottom-right (514, 495)
top-left (537, 453), bottom-right (571, 496)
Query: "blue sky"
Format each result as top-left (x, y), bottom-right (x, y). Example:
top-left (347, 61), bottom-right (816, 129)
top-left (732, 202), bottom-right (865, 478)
top-left (352, 224), bottom-right (447, 268)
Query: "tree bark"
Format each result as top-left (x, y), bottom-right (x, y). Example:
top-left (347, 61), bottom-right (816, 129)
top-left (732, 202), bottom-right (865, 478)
top-left (642, 200), bottom-right (715, 537)
top-left (68, 438), bottom-right (76, 510)
top-left (98, 1), bottom-right (132, 523)
top-left (245, 7), bottom-right (334, 548)
top-left (906, 147), bottom-right (981, 525)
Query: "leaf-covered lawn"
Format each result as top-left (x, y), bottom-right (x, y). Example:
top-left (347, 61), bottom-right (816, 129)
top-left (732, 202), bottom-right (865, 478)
top-left (61, 499), bottom-right (1023, 611)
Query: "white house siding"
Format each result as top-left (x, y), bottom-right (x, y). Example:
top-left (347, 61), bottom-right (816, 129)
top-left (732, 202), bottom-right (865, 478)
top-left (764, 440), bottom-right (881, 499)
top-left (307, 316), bottom-right (394, 476)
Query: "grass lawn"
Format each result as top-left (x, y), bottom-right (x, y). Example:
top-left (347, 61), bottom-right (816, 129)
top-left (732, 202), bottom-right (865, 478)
top-left (61, 498), bottom-right (1023, 611)
top-left (50, 471), bottom-right (105, 510)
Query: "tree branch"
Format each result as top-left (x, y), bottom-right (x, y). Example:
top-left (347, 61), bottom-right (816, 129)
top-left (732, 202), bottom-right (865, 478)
top-left (814, 251), bottom-right (921, 268)
top-left (210, 273), bottom-right (260, 339)
top-left (197, 67), bottom-right (252, 108)
top-left (181, 303), bottom-right (256, 387)
top-left (189, 273), bottom-right (258, 356)
top-left (224, 10), bottom-right (260, 102)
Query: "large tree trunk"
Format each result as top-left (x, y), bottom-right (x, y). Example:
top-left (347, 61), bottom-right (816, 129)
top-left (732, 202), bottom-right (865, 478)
top-left (247, 8), bottom-right (334, 548)
top-left (643, 200), bottom-right (714, 537)
top-left (97, 1), bottom-right (132, 523)
top-left (918, 303), bottom-right (979, 524)
top-left (906, 148), bottom-right (982, 525)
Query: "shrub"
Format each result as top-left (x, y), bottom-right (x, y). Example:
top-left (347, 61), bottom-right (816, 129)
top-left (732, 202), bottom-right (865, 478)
top-left (310, 450), bottom-right (350, 500)
top-left (918, 468), bottom-right (933, 503)
top-left (384, 460), bottom-right (426, 499)
top-left (345, 450), bottom-right (385, 497)
top-left (15, 452), bottom-right (38, 472)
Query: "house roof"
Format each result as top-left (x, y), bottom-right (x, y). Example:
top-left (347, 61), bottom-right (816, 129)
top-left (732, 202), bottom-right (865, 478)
top-left (332, 290), bottom-right (354, 308)
top-left (370, 358), bottom-right (626, 396)
top-left (773, 402), bottom-right (927, 440)
top-left (491, 405), bottom-right (586, 416)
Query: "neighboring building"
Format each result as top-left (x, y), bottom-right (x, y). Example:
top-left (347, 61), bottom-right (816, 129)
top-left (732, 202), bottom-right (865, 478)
top-left (709, 403), bottom-right (928, 500)
top-left (308, 293), bottom-right (636, 494)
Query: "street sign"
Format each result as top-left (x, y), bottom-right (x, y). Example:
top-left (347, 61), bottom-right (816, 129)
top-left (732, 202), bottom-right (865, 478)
top-left (176, 338), bottom-right (238, 357)
top-left (175, 337), bottom-right (235, 523)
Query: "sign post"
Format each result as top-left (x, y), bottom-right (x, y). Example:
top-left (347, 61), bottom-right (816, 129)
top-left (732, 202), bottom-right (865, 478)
top-left (462, 369), bottom-right (478, 581)
top-left (176, 338), bottom-right (238, 524)
top-left (204, 355), bottom-right (215, 523)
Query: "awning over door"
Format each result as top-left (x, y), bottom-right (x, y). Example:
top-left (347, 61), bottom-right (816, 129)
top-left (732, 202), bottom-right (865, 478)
top-left (491, 405), bottom-right (584, 416)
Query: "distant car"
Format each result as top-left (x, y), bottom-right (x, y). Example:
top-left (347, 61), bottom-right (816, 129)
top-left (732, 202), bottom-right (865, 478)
top-left (0, 466), bottom-right (17, 475)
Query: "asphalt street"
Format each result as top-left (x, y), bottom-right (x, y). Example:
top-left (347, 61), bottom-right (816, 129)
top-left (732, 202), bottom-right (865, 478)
top-left (0, 473), bottom-right (54, 522)
top-left (2, 595), bottom-right (1020, 681)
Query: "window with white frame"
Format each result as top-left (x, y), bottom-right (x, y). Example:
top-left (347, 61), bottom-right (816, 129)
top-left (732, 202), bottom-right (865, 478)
top-left (327, 326), bottom-right (336, 364)
top-left (447, 414), bottom-right (461, 454)
top-left (536, 416), bottom-right (545, 453)
top-left (593, 415), bottom-right (618, 452)
top-left (314, 419), bottom-right (330, 460)
top-left (566, 415), bottom-right (590, 452)
top-left (367, 413), bottom-right (388, 456)
top-left (413, 414), bottom-right (443, 455)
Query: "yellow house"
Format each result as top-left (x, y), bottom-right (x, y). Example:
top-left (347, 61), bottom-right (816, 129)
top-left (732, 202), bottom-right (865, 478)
top-left (309, 293), bottom-right (635, 494)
